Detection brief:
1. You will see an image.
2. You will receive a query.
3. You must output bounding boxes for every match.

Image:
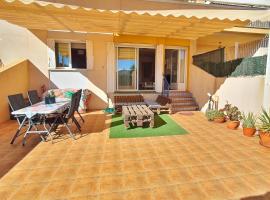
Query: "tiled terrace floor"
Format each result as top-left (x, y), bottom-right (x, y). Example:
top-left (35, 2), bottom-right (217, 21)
top-left (0, 111), bottom-right (270, 200)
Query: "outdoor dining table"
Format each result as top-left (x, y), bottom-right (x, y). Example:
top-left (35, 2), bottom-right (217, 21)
top-left (11, 98), bottom-right (70, 145)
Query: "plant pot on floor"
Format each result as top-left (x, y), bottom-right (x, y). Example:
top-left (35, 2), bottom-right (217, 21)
top-left (227, 121), bottom-right (240, 130)
top-left (259, 132), bottom-right (270, 148)
top-left (214, 117), bottom-right (226, 123)
top-left (243, 127), bottom-right (256, 137)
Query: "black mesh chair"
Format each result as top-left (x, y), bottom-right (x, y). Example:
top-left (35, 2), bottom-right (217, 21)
top-left (8, 94), bottom-right (28, 144)
top-left (48, 91), bottom-right (81, 140)
top-left (28, 90), bottom-right (41, 105)
top-left (75, 89), bottom-right (85, 123)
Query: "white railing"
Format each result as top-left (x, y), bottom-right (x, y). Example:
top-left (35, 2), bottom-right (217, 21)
top-left (225, 35), bottom-right (268, 61)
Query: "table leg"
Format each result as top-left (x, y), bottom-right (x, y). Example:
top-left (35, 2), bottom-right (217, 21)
top-left (150, 114), bottom-right (155, 128)
top-left (10, 116), bottom-right (27, 144)
top-left (22, 122), bottom-right (33, 146)
top-left (137, 114), bottom-right (143, 127)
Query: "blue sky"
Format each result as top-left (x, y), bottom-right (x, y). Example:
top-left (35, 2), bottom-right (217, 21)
top-left (118, 60), bottom-right (135, 71)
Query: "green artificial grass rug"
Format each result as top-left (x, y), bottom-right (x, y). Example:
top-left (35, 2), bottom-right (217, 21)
top-left (109, 114), bottom-right (188, 138)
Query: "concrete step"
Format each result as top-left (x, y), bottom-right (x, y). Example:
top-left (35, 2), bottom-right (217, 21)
top-left (171, 97), bottom-right (194, 102)
top-left (172, 101), bottom-right (197, 106)
top-left (173, 105), bottom-right (199, 112)
top-left (169, 91), bottom-right (193, 98)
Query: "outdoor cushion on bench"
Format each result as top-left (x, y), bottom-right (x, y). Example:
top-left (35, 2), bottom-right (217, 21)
top-left (145, 95), bottom-right (172, 114)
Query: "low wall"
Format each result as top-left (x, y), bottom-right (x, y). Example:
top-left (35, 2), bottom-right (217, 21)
top-left (189, 64), bottom-right (225, 108)
top-left (0, 60), bottom-right (29, 123)
top-left (201, 76), bottom-right (265, 114)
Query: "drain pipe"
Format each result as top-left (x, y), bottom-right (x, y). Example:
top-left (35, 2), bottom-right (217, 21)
top-left (263, 32), bottom-right (270, 110)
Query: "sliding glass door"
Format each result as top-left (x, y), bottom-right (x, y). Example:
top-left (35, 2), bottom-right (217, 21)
top-left (117, 47), bottom-right (137, 90)
top-left (116, 46), bottom-right (155, 91)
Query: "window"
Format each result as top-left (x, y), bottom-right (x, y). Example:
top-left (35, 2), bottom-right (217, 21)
top-left (116, 46), bottom-right (155, 91)
top-left (55, 42), bottom-right (86, 69)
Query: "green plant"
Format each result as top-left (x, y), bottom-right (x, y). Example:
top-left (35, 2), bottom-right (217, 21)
top-left (241, 112), bottom-right (256, 128)
top-left (258, 109), bottom-right (270, 133)
top-left (46, 90), bottom-right (55, 98)
top-left (222, 102), bottom-right (242, 121)
top-left (214, 110), bottom-right (225, 118)
top-left (205, 110), bottom-right (224, 121)
top-left (205, 110), bottom-right (216, 121)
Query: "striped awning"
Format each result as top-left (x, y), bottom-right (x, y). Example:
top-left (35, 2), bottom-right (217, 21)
top-left (0, 0), bottom-right (267, 39)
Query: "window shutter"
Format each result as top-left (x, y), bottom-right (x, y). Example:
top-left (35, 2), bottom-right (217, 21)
top-left (86, 40), bottom-right (94, 69)
top-left (47, 39), bottom-right (56, 68)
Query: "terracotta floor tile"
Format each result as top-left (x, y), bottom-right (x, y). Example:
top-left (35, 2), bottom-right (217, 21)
top-left (0, 111), bottom-right (269, 199)
top-left (200, 180), bottom-right (233, 200)
top-left (146, 170), bottom-right (171, 187)
top-left (176, 183), bottom-right (208, 200)
top-left (221, 177), bottom-right (256, 198)
top-left (99, 175), bottom-right (126, 193)
top-left (124, 189), bottom-right (153, 200)
top-left (240, 174), bottom-right (270, 193)
top-left (167, 168), bottom-right (194, 184)
top-left (187, 166), bottom-right (215, 182)
top-left (153, 186), bottom-right (181, 200)
top-left (121, 160), bottom-right (145, 173)
top-left (123, 173), bottom-right (149, 190)
top-left (70, 177), bottom-right (100, 197)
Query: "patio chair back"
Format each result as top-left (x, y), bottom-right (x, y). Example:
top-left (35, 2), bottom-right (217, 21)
top-left (75, 89), bottom-right (82, 112)
top-left (66, 91), bottom-right (79, 119)
top-left (8, 94), bottom-right (26, 124)
top-left (28, 90), bottom-right (40, 105)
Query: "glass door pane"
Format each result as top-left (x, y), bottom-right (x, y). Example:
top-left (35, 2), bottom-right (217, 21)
top-left (165, 49), bottom-right (178, 84)
top-left (179, 49), bottom-right (186, 83)
top-left (139, 48), bottom-right (155, 90)
top-left (117, 47), bottom-right (137, 90)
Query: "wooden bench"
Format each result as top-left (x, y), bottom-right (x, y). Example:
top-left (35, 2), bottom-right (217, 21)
top-left (114, 95), bottom-right (145, 113)
top-left (122, 105), bottom-right (154, 128)
top-left (145, 95), bottom-right (172, 114)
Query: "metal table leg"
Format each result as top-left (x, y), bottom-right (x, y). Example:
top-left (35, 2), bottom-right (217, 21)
top-left (10, 116), bottom-right (27, 144)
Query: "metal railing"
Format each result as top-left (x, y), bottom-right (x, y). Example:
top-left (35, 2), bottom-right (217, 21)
top-left (162, 75), bottom-right (170, 97)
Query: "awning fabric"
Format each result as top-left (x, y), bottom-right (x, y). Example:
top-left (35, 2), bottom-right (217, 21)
top-left (0, 0), bottom-right (267, 39)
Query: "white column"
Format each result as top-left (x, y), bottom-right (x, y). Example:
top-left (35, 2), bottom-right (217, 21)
top-left (106, 42), bottom-right (115, 93)
top-left (235, 42), bottom-right (239, 59)
top-left (155, 44), bottom-right (164, 93)
top-left (263, 33), bottom-right (270, 110)
top-left (86, 40), bottom-right (94, 70)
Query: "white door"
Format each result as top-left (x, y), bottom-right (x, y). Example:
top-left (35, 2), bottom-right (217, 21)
top-left (164, 48), bottom-right (187, 91)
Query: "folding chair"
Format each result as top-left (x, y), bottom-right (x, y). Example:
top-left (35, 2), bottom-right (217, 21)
top-left (28, 90), bottom-right (41, 105)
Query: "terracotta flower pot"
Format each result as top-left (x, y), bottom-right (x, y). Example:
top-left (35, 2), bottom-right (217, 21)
top-left (227, 121), bottom-right (240, 130)
top-left (214, 117), bottom-right (225, 123)
top-left (259, 132), bottom-right (270, 148)
top-left (243, 127), bottom-right (256, 137)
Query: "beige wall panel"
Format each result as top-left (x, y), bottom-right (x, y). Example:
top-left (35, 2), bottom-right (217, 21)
top-left (0, 61), bottom-right (29, 123)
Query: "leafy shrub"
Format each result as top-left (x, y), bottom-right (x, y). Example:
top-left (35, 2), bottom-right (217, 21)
top-left (242, 112), bottom-right (256, 128)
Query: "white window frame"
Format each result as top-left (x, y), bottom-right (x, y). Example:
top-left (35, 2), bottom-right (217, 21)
top-left (115, 43), bottom-right (156, 92)
top-left (55, 40), bottom-right (87, 69)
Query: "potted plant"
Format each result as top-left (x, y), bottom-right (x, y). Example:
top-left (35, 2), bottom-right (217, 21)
top-left (45, 90), bottom-right (56, 104)
top-left (205, 109), bottom-right (216, 121)
top-left (258, 109), bottom-right (270, 147)
top-left (241, 112), bottom-right (257, 137)
top-left (213, 110), bottom-right (226, 123)
top-left (222, 103), bottom-right (242, 129)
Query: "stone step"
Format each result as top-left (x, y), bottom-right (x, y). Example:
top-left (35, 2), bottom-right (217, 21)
top-left (169, 92), bottom-right (193, 98)
top-left (173, 105), bottom-right (199, 112)
top-left (171, 97), bottom-right (194, 102)
top-left (172, 101), bottom-right (197, 106)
